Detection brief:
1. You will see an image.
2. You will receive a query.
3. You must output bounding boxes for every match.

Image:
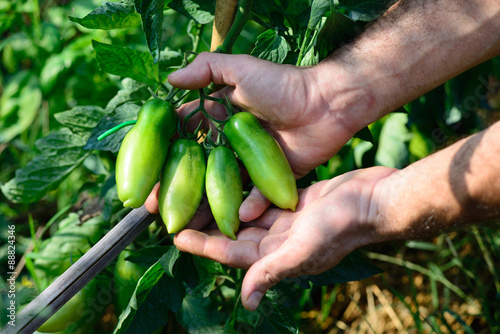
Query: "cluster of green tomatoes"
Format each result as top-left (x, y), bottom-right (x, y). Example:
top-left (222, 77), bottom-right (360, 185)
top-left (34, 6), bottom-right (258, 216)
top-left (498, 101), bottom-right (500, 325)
top-left (115, 98), bottom-right (298, 239)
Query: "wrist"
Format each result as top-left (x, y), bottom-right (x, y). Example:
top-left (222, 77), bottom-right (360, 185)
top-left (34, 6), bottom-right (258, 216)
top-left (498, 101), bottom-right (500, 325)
top-left (307, 61), bottom-right (377, 136)
top-left (370, 123), bottom-right (500, 242)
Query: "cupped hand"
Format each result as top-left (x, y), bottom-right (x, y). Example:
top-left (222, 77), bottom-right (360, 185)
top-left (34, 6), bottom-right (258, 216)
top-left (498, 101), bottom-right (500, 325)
top-left (172, 167), bottom-right (396, 311)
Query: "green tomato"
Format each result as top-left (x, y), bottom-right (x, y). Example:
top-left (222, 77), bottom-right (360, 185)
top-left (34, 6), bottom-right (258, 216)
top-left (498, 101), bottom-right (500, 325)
top-left (113, 249), bottom-right (147, 314)
top-left (224, 112), bottom-right (298, 211)
top-left (37, 278), bottom-right (98, 333)
top-left (116, 98), bottom-right (178, 208)
top-left (206, 146), bottom-right (242, 240)
top-left (159, 139), bottom-right (206, 233)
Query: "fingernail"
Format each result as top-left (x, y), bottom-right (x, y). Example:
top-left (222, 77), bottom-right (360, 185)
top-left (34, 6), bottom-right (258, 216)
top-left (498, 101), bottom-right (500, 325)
top-left (245, 291), bottom-right (264, 311)
top-left (168, 67), bottom-right (185, 79)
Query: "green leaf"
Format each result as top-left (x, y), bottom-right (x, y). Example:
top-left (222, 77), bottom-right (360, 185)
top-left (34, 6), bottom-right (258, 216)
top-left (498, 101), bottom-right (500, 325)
top-left (54, 106), bottom-right (107, 135)
top-left (84, 102), bottom-right (140, 153)
top-left (134, 0), bottom-right (165, 63)
top-left (69, 1), bottom-right (141, 30)
top-left (0, 72), bottom-right (41, 143)
top-left (375, 113), bottom-right (411, 168)
top-left (126, 246), bottom-right (172, 267)
top-left (257, 292), bottom-right (300, 333)
top-left (114, 261), bottom-right (165, 334)
top-left (33, 213), bottom-right (107, 279)
top-left (306, 251), bottom-right (382, 285)
top-left (92, 40), bottom-right (161, 87)
top-left (177, 294), bottom-right (226, 334)
top-left (337, 0), bottom-right (392, 21)
top-left (123, 271), bottom-right (185, 333)
top-left (39, 53), bottom-right (72, 94)
top-left (308, 0), bottom-right (330, 29)
top-left (105, 78), bottom-right (151, 112)
top-left (190, 256), bottom-right (224, 297)
top-left (168, 0), bottom-right (215, 24)
top-left (160, 246), bottom-right (181, 277)
top-left (316, 9), bottom-right (359, 60)
top-left (251, 29), bottom-right (290, 64)
top-left (1, 128), bottom-right (90, 203)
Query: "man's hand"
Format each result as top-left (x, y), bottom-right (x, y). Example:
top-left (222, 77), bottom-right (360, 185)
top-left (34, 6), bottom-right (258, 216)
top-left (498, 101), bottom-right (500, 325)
top-left (168, 52), bottom-right (367, 179)
top-left (171, 167), bottom-right (396, 311)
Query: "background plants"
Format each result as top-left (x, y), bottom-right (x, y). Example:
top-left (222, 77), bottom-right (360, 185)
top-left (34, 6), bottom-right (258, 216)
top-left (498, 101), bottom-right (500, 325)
top-left (1, 0), bottom-right (499, 332)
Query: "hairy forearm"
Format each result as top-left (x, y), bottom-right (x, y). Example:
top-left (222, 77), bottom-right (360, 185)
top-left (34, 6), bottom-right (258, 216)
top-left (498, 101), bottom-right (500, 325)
top-left (312, 0), bottom-right (500, 134)
top-left (371, 121), bottom-right (500, 241)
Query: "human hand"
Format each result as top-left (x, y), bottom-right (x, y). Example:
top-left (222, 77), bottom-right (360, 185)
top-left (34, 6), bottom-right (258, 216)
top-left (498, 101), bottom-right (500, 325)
top-left (171, 167), bottom-right (396, 311)
top-left (168, 52), bottom-right (364, 178)
top-left (146, 52), bottom-right (372, 220)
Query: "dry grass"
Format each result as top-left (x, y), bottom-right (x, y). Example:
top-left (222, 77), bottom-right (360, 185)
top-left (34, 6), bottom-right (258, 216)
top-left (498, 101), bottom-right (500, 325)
top-left (298, 225), bottom-right (500, 333)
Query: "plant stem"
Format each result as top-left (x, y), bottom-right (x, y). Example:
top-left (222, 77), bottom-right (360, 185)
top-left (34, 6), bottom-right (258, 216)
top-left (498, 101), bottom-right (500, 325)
top-left (216, 0), bottom-right (254, 53)
top-left (296, 27), bottom-right (312, 66)
top-left (97, 120), bottom-right (137, 141)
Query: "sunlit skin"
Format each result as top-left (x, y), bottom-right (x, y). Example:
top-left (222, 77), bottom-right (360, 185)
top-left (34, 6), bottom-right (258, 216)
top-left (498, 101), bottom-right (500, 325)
top-left (146, 0), bottom-right (500, 311)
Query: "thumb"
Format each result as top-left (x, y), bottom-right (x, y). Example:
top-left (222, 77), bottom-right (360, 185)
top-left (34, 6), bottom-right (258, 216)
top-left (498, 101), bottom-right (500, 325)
top-left (241, 239), bottom-right (305, 311)
top-left (168, 52), bottom-right (254, 90)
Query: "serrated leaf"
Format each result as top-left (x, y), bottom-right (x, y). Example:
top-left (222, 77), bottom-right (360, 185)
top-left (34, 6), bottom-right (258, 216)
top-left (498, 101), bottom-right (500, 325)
top-left (1, 128), bottom-right (90, 203)
top-left (306, 251), bottom-right (382, 285)
top-left (177, 294), bottom-right (226, 334)
top-left (69, 1), bottom-right (141, 30)
top-left (54, 106), bottom-right (106, 135)
top-left (337, 0), bottom-right (392, 21)
top-left (84, 102), bottom-right (140, 153)
top-left (316, 9), bottom-right (359, 60)
top-left (308, 0), bottom-right (330, 29)
top-left (134, 0), bottom-right (165, 63)
top-left (251, 29), bottom-right (289, 64)
top-left (168, 0), bottom-right (215, 24)
top-left (92, 40), bottom-right (161, 87)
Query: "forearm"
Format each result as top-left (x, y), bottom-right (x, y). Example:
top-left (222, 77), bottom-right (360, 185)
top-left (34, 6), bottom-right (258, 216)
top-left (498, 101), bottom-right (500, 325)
top-left (311, 0), bottom-right (500, 133)
top-left (371, 121), bottom-right (500, 241)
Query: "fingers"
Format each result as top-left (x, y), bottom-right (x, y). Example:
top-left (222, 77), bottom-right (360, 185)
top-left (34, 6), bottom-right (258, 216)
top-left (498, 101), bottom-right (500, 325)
top-left (240, 238), bottom-right (305, 311)
top-left (173, 228), bottom-right (267, 269)
top-left (145, 182), bottom-right (160, 214)
top-left (239, 186), bottom-right (271, 222)
top-left (168, 52), bottom-right (257, 90)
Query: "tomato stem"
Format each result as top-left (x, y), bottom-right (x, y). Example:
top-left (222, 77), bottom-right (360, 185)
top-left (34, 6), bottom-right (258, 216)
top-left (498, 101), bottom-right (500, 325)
top-left (97, 120), bottom-right (137, 141)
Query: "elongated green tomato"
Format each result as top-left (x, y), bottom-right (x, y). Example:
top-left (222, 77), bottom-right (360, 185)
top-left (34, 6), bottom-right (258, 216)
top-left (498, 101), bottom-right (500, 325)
top-left (37, 278), bottom-right (98, 333)
top-left (224, 112), bottom-right (298, 211)
top-left (159, 139), bottom-right (206, 233)
top-left (206, 146), bottom-right (242, 240)
top-left (116, 99), bottom-right (178, 208)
